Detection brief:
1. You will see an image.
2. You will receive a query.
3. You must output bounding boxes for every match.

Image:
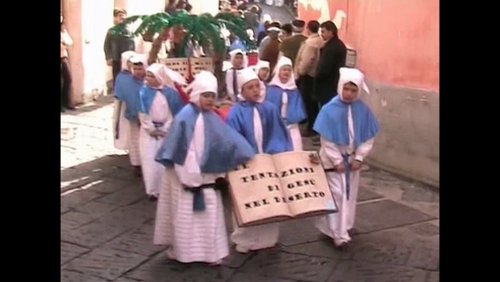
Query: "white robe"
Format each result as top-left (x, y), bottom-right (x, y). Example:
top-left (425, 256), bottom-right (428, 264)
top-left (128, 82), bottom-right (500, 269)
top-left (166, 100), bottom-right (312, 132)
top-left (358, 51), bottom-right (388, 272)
top-left (314, 105), bottom-right (374, 246)
top-left (113, 100), bottom-right (130, 150)
top-left (128, 120), bottom-right (141, 166)
top-left (280, 91), bottom-right (303, 151)
top-left (138, 91), bottom-right (173, 197)
top-left (113, 99), bottom-right (141, 166)
top-left (225, 68), bottom-right (243, 102)
top-left (154, 114), bottom-right (229, 264)
top-left (230, 108), bottom-right (280, 252)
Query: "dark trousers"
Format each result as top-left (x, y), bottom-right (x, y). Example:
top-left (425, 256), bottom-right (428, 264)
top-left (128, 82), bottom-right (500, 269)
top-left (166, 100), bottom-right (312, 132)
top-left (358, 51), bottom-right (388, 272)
top-left (298, 75), bottom-right (320, 131)
top-left (61, 58), bottom-right (72, 109)
top-left (112, 60), bottom-right (122, 89)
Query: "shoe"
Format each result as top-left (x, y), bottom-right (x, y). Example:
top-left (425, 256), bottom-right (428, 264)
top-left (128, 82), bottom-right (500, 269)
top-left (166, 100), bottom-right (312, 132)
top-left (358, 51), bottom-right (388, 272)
top-left (235, 245), bottom-right (250, 254)
top-left (133, 166), bottom-right (142, 178)
top-left (208, 259), bottom-right (223, 266)
top-left (348, 228), bottom-right (358, 236)
top-left (333, 240), bottom-right (350, 251)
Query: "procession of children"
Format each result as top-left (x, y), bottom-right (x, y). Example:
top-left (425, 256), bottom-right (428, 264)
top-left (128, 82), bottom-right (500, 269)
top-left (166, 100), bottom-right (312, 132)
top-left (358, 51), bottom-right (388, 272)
top-left (112, 19), bottom-right (379, 266)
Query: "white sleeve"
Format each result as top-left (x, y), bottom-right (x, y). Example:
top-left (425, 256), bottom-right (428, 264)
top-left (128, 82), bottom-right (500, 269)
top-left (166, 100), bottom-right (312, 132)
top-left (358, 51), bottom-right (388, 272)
top-left (321, 137), bottom-right (344, 166)
top-left (354, 138), bottom-right (375, 162)
top-left (138, 113), bottom-right (156, 134)
top-left (225, 70), bottom-right (235, 100)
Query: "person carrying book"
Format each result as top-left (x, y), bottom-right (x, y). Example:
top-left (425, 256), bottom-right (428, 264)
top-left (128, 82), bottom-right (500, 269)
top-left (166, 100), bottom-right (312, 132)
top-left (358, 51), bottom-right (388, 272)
top-left (154, 71), bottom-right (255, 265)
top-left (312, 67), bottom-right (379, 249)
top-left (226, 67), bottom-right (293, 253)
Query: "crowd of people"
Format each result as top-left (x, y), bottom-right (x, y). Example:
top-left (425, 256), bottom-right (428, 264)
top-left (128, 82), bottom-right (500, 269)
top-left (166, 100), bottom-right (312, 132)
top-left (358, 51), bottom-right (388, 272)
top-left (63, 1), bottom-right (380, 266)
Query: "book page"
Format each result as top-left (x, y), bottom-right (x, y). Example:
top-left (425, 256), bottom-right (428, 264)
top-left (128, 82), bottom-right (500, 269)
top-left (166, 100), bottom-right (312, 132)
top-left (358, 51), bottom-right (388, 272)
top-left (272, 151), bottom-right (338, 217)
top-left (227, 154), bottom-right (292, 227)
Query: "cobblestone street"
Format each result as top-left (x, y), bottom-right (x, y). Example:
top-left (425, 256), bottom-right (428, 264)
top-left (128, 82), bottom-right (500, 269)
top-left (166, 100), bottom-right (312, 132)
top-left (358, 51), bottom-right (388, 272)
top-left (61, 95), bottom-right (439, 282)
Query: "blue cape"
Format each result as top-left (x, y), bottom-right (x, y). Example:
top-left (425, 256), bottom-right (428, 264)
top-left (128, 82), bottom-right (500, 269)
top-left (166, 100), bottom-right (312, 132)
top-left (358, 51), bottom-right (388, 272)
top-left (155, 103), bottom-right (256, 173)
top-left (139, 86), bottom-right (184, 116)
top-left (265, 85), bottom-right (307, 125)
top-left (226, 101), bottom-right (292, 154)
top-left (114, 71), bottom-right (143, 121)
top-left (313, 97), bottom-right (379, 148)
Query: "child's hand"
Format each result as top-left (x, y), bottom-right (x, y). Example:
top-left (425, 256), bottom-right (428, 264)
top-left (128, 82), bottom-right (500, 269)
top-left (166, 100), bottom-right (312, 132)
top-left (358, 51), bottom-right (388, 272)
top-left (350, 160), bottom-right (362, 171)
top-left (309, 152), bottom-right (320, 164)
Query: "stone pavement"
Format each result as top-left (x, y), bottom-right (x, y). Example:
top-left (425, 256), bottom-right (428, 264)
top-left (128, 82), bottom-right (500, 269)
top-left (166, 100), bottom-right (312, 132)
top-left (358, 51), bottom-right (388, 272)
top-left (61, 95), bottom-right (439, 282)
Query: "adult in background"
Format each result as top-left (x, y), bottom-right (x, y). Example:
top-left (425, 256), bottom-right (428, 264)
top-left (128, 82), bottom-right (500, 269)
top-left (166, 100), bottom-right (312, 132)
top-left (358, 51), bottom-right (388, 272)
top-left (104, 9), bottom-right (135, 89)
top-left (314, 21), bottom-right (346, 106)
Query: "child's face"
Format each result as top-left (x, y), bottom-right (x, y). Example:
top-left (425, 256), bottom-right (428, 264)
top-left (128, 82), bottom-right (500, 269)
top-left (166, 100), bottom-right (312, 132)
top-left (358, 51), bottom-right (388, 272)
top-left (199, 92), bottom-right (216, 111)
top-left (145, 71), bottom-right (161, 87)
top-left (132, 64), bottom-right (146, 80)
top-left (126, 61), bottom-right (134, 72)
top-left (241, 79), bottom-right (261, 103)
top-left (258, 68), bottom-right (269, 81)
top-left (341, 82), bottom-right (359, 103)
top-left (233, 54), bottom-right (244, 68)
top-left (278, 65), bottom-right (292, 82)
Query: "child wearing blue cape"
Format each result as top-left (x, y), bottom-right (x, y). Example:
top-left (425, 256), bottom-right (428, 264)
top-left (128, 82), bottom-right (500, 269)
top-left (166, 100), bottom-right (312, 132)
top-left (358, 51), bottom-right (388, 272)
top-left (113, 53), bottom-right (147, 176)
top-left (226, 68), bottom-right (293, 253)
top-left (265, 56), bottom-right (307, 151)
top-left (154, 71), bottom-right (255, 265)
top-left (138, 63), bottom-right (184, 200)
top-left (113, 50), bottom-right (135, 151)
top-left (313, 68), bottom-right (379, 249)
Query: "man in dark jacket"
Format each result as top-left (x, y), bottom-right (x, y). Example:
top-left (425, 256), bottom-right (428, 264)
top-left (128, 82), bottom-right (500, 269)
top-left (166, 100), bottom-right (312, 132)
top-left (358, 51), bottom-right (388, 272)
top-left (314, 21), bottom-right (346, 106)
top-left (104, 9), bottom-right (135, 88)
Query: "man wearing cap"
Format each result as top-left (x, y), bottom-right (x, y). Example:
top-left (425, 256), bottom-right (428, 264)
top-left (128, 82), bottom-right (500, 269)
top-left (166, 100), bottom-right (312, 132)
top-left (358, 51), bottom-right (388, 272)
top-left (104, 8), bottom-right (136, 89)
top-left (279, 19), bottom-right (307, 67)
top-left (258, 22), bottom-right (281, 56)
top-left (260, 26), bottom-right (282, 77)
top-left (226, 68), bottom-right (292, 253)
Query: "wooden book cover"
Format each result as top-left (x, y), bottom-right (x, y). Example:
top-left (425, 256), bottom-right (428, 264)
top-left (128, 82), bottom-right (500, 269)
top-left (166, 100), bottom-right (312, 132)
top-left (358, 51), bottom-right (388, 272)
top-left (228, 151), bottom-right (338, 227)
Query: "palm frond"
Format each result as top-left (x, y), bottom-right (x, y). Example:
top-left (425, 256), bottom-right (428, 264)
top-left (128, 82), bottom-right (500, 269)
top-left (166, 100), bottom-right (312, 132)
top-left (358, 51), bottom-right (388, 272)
top-left (112, 11), bottom-right (256, 57)
top-left (109, 15), bottom-right (141, 36)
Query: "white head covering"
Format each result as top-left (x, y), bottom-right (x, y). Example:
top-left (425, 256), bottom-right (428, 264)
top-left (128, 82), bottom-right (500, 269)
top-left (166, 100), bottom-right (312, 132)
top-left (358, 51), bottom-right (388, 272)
top-left (164, 67), bottom-right (187, 86)
top-left (246, 29), bottom-right (255, 41)
top-left (337, 67), bottom-right (370, 101)
top-left (262, 14), bottom-right (272, 23)
top-left (267, 27), bottom-right (281, 33)
top-left (237, 68), bottom-right (260, 100)
top-left (129, 54), bottom-right (148, 68)
top-left (252, 60), bottom-right (270, 80)
top-left (185, 71), bottom-right (218, 106)
top-left (268, 56), bottom-right (296, 90)
top-left (229, 48), bottom-right (248, 68)
top-left (146, 63), bottom-right (169, 88)
top-left (121, 51), bottom-right (136, 70)
top-left (146, 63), bottom-right (186, 89)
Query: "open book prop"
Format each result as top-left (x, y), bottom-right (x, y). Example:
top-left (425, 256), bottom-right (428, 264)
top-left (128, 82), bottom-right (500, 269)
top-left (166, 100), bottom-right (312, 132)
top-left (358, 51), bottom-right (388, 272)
top-left (228, 151), bottom-right (338, 227)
